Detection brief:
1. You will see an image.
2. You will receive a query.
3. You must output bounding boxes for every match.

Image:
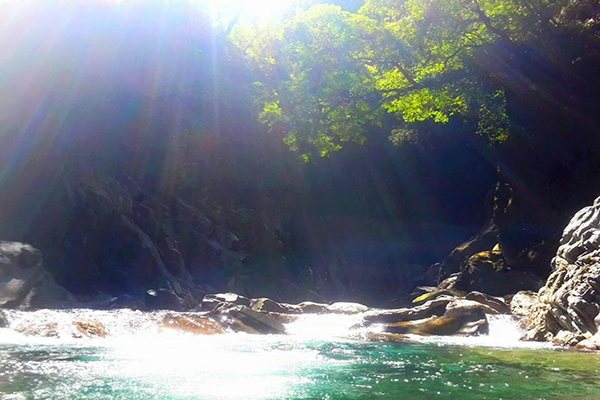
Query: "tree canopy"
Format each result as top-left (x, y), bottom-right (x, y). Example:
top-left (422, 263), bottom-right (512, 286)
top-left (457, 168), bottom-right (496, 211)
top-left (233, 0), bottom-right (573, 160)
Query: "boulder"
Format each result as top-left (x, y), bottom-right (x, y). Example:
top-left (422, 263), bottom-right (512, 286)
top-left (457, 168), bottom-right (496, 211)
top-left (362, 297), bottom-right (451, 325)
top-left (525, 197), bottom-right (600, 342)
top-left (249, 298), bottom-right (301, 314)
top-left (0, 242), bottom-right (75, 309)
top-left (296, 301), bottom-right (329, 314)
top-left (73, 320), bottom-right (107, 338)
top-left (21, 272), bottom-right (77, 309)
top-left (212, 304), bottom-right (286, 334)
top-left (161, 315), bottom-right (225, 335)
top-left (380, 299), bottom-right (489, 336)
top-left (576, 333), bottom-right (600, 350)
top-left (0, 310), bottom-right (7, 328)
top-left (465, 291), bottom-right (510, 314)
top-left (327, 302), bottom-right (369, 314)
top-left (509, 290), bottom-right (538, 317)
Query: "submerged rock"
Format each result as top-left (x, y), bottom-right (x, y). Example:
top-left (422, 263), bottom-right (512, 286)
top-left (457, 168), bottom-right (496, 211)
top-left (525, 197), bottom-right (600, 343)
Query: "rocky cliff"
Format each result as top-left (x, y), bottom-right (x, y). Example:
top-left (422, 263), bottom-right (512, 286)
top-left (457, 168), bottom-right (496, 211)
top-left (525, 197), bottom-right (600, 348)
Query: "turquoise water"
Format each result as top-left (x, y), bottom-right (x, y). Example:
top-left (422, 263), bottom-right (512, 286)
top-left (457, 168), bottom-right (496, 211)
top-left (1, 310), bottom-right (599, 399)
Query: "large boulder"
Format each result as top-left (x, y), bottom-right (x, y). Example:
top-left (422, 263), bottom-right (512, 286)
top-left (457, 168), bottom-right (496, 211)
top-left (362, 298), bottom-right (451, 325)
top-left (379, 299), bottom-right (489, 336)
top-left (525, 197), bottom-right (600, 343)
top-left (0, 242), bottom-right (75, 309)
top-left (465, 291), bottom-right (510, 314)
top-left (211, 304), bottom-right (286, 334)
top-left (509, 290), bottom-right (538, 317)
top-left (160, 315), bottom-right (225, 335)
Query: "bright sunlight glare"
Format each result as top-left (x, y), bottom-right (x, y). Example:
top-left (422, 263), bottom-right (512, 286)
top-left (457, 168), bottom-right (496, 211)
top-left (209, 0), bottom-right (298, 22)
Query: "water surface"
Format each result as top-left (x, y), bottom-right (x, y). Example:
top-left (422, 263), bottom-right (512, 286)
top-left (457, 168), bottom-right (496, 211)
top-left (0, 310), bottom-right (598, 399)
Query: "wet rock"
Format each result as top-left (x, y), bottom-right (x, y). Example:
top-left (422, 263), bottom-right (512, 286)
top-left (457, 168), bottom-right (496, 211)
top-left (15, 322), bottom-right (60, 338)
top-left (22, 272), bottom-right (77, 309)
top-left (73, 320), bottom-right (107, 338)
top-left (412, 289), bottom-right (459, 304)
top-left (552, 330), bottom-right (585, 346)
top-left (0, 242), bottom-right (75, 309)
top-left (249, 298), bottom-right (301, 314)
top-left (327, 302), bottom-right (369, 314)
top-left (465, 291), bottom-right (510, 314)
top-left (362, 298), bottom-right (451, 325)
top-left (0, 310), bottom-right (7, 328)
top-left (575, 333), bottom-right (600, 350)
top-left (207, 293), bottom-right (251, 306)
top-left (380, 300), bottom-right (489, 336)
top-left (296, 301), bottom-right (329, 314)
top-left (509, 290), bottom-right (538, 317)
top-left (161, 315), bottom-right (225, 335)
top-left (212, 304), bottom-right (286, 334)
top-left (525, 197), bottom-right (600, 341)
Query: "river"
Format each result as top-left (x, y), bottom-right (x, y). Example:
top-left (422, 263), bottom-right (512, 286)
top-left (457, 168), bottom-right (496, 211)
top-left (0, 309), bottom-right (599, 399)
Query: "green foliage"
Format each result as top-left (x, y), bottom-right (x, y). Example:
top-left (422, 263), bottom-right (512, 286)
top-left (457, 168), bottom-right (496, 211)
top-left (236, 0), bottom-right (571, 158)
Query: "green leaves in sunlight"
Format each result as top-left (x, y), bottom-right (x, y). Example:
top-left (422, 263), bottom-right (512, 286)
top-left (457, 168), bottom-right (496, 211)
top-left (234, 0), bottom-right (570, 158)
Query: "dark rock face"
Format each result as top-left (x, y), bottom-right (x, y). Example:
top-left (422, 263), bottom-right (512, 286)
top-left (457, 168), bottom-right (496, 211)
top-left (0, 242), bottom-right (75, 309)
top-left (525, 197), bottom-right (600, 343)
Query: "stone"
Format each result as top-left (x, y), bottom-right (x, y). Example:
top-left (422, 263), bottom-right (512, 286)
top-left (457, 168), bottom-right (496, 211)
top-left (0, 310), bottom-right (8, 328)
top-left (205, 293), bottom-right (251, 307)
top-left (212, 304), bottom-right (286, 334)
top-left (383, 300), bottom-right (489, 336)
top-left (525, 197), bottom-right (600, 342)
top-left (0, 242), bottom-right (76, 309)
top-left (21, 272), bottom-right (77, 309)
top-left (552, 330), bottom-right (584, 346)
top-left (575, 333), bottom-right (600, 350)
top-left (380, 300), bottom-right (489, 336)
top-left (161, 315), bottom-right (225, 335)
top-left (362, 297), bottom-right (451, 325)
top-left (249, 298), bottom-right (301, 314)
top-left (465, 291), bottom-right (510, 314)
top-left (296, 301), bottom-right (329, 314)
top-left (509, 290), bottom-right (538, 317)
top-left (73, 320), bottom-right (107, 338)
top-left (327, 302), bottom-right (369, 314)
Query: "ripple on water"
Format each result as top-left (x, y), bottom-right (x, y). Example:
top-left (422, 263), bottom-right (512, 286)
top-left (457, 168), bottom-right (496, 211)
top-left (0, 310), bottom-right (599, 399)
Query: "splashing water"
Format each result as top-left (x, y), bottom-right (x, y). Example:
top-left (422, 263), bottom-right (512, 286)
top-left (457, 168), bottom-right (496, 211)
top-left (0, 309), bottom-right (599, 399)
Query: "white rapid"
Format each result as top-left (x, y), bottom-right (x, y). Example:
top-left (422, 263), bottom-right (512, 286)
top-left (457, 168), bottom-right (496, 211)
top-left (0, 309), bottom-right (553, 349)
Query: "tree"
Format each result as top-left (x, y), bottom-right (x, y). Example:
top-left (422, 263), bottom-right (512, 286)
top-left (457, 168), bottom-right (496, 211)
top-left (236, 0), bottom-right (570, 160)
